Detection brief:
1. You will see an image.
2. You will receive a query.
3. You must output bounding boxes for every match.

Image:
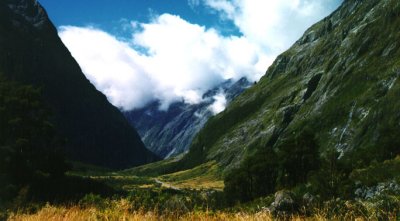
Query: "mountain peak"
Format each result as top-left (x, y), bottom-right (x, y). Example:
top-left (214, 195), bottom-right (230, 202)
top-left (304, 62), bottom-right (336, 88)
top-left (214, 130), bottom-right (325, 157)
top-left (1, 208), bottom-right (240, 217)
top-left (6, 0), bottom-right (47, 28)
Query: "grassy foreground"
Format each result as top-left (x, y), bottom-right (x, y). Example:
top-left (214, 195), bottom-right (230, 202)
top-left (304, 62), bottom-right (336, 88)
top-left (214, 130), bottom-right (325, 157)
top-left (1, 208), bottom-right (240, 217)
top-left (6, 195), bottom-right (399, 221)
top-left (6, 202), bottom-right (378, 221)
top-left (8, 206), bottom-right (274, 221)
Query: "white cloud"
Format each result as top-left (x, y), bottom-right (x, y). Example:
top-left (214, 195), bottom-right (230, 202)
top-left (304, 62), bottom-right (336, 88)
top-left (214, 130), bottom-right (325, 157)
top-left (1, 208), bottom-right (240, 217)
top-left (59, 14), bottom-right (270, 110)
top-left (203, 0), bottom-right (341, 53)
top-left (208, 92), bottom-right (227, 115)
top-left (59, 26), bottom-right (155, 110)
top-left (59, 1), bottom-right (342, 111)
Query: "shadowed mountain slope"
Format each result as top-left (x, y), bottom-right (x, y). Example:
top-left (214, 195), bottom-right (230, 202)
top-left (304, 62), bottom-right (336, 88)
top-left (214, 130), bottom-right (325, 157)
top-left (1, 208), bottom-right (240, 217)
top-left (0, 0), bottom-right (159, 169)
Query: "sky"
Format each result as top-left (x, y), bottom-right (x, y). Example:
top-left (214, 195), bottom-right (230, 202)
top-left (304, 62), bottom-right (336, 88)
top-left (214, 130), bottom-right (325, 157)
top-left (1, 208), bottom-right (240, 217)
top-left (39, 0), bottom-right (343, 112)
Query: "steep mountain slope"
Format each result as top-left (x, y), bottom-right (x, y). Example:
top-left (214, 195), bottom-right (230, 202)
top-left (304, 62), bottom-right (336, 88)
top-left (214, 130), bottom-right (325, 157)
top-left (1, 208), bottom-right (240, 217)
top-left (0, 0), bottom-right (159, 169)
top-left (124, 78), bottom-right (251, 158)
top-left (180, 0), bottom-right (400, 173)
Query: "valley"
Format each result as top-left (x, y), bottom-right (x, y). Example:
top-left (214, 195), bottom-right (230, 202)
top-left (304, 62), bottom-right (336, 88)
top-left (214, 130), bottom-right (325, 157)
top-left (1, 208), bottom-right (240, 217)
top-left (1, 0), bottom-right (400, 220)
top-left (5, 156), bottom-right (400, 220)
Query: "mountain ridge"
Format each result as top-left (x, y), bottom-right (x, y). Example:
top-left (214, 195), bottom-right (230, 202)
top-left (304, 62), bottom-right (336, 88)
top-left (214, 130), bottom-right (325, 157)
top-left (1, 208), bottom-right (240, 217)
top-left (0, 0), bottom-right (159, 169)
top-left (124, 77), bottom-right (251, 158)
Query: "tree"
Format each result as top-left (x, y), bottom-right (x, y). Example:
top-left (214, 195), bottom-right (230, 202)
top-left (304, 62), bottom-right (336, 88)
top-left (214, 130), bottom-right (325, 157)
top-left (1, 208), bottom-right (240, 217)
top-left (276, 129), bottom-right (320, 188)
top-left (224, 148), bottom-right (279, 204)
top-left (308, 147), bottom-right (354, 199)
top-left (223, 128), bottom-right (321, 204)
top-left (0, 75), bottom-right (69, 200)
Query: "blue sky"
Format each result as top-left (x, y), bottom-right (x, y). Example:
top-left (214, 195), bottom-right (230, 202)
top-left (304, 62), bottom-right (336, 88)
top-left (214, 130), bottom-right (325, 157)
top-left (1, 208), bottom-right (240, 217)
top-left (39, 0), bottom-right (238, 37)
top-left (38, 0), bottom-right (343, 111)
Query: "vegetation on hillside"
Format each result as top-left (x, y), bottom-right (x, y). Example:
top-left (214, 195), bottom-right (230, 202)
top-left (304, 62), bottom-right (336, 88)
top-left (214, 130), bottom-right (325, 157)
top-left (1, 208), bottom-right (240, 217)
top-left (0, 75), bottom-right (69, 203)
top-left (0, 76), bottom-right (116, 219)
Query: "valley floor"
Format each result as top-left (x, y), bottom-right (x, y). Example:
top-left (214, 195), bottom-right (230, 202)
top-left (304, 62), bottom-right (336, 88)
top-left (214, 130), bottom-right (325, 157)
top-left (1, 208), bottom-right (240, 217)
top-left (3, 159), bottom-right (399, 221)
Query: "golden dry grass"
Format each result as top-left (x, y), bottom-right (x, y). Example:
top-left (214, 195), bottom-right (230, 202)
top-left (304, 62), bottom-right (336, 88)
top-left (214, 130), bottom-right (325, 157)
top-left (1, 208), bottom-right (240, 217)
top-left (7, 203), bottom-right (274, 221)
top-left (7, 204), bottom-right (375, 221)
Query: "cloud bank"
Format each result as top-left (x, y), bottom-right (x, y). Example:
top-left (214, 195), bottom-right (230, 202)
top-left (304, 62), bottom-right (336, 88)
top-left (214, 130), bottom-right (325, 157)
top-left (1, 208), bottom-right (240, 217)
top-left (59, 0), bottom-right (341, 111)
top-left (208, 92), bottom-right (228, 115)
top-left (204, 0), bottom-right (340, 53)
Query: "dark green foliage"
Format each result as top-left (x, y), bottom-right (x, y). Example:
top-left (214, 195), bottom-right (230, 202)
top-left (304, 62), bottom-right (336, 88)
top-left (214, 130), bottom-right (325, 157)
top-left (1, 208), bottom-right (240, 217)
top-left (0, 76), bottom-right (69, 178)
top-left (126, 188), bottom-right (226, 213)
top-left (0, 75), bottom-right (69, 203)
top-left (308, 148), bottom-right (354, 199)
top-left (275, 129), bottom-right (320, 188)
top-left (224, 129), bottom-right (320, 204)
top-left (27, 175), bottom-right (116, 203)
top-left (0, 76), bottom-right (116, 212)
top-left (224, 148), bottom-right (278, 205)
top-left (350, 156), bottom-right (400, 187)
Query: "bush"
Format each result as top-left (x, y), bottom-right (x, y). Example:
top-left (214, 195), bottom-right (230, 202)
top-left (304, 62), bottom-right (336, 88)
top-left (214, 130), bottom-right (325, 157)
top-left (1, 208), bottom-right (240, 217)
top-left (79, 194), bottom-right (109, 210)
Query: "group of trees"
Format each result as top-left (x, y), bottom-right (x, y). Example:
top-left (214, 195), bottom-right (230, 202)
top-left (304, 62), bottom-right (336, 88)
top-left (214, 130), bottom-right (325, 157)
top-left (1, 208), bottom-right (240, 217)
top-left (223, 123), bottom-right (397, 204)
top-left (224, 148), bottom-right (279, 203)
top-left (0, 75), bottom-right (69, 204)
top-left (223, 129), bottom-right (321, 204)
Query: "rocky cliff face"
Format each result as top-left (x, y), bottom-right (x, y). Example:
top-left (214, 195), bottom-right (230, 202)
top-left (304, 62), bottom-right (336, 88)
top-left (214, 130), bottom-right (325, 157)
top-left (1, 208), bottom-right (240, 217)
top-left (181, 0), bottom-right (400, 172)
top-left (0, 0), bottom-right (159, 169)
top-left (124, 78), bottom-right (251, 158)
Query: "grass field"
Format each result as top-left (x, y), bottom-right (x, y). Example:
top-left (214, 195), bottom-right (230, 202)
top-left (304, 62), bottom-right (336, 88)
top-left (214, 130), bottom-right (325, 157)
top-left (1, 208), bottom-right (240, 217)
top-left (8, 202), bottom-right (385, 221)
top-left (68, 160), bottom-right (224, 192)
top-left (158, 161), bottom-right (224, 190)
top-left (8, 205), bottom-right (275, 221)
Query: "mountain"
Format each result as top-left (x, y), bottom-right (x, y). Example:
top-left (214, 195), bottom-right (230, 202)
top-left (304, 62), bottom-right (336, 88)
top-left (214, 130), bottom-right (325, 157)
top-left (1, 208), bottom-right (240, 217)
top-left (0, 0), bottom-right (159, 169)
top-left (181, 0), bottom-right (400, 171)
top-left (136, 0), bottom-right (400, 202)
top-left (124, 77), bottom-right (251, 158)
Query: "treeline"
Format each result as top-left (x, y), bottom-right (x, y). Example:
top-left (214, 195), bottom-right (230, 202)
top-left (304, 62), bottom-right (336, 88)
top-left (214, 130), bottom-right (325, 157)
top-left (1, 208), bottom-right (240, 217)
top-left (0, 75), bottom-right (112, 211)
top-left (224, 128), bottom-right (324, 204)
top-left (223, 125), bottom-right (400, 205)
top-left (0, 75), bottom-right (68, 201)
